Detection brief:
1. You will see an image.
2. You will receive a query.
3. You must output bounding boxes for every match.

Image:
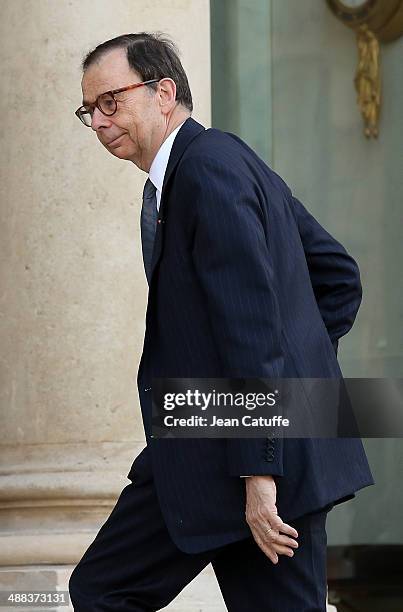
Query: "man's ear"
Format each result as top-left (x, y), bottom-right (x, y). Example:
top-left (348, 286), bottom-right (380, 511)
top-left (158, 78), bottom-right (177, 112)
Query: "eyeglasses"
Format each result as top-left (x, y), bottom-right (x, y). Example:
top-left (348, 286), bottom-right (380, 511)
top-left (75, 79), bottom-right (160, 127)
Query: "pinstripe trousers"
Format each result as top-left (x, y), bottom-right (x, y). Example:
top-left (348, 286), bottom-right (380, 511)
top-left (69, 460), bottom-right (331, 612)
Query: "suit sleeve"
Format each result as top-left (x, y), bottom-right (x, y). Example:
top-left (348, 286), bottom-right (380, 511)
top-left (183, 155), bottom-right (284, 477)
top-left (290, 196), bottom-right (363, 356)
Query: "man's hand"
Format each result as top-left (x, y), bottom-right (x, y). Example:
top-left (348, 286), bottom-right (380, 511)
top-left (245, 475), bottom-right (299, 564)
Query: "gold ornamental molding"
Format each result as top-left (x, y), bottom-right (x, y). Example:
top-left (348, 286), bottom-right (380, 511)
top-left (326, 0), bottom-right (403, 137)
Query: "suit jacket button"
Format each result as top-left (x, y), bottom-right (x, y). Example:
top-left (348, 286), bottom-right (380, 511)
top-left (266, 448), bottom-right (275, 462)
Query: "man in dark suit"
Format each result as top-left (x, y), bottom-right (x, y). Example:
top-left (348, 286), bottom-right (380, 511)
top-left (69, 33), bottom-right (374, 611)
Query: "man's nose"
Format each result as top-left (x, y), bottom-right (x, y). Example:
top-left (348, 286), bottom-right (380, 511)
top-left (91, 107), bottom-right (112, 131)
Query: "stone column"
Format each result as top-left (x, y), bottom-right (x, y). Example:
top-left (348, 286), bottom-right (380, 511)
top-left (0, 0), bottom-right (210, 608)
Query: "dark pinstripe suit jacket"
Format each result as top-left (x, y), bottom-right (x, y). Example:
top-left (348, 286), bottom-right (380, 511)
top-left (131, 117), bottom-right (374, 554)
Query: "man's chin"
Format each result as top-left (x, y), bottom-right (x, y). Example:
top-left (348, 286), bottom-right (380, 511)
top-left (105, 143), bottom-right (135, 161)
top-left (109, 147), bottom-right (131, 160)
top-left (102, 141), bottom-right (140, 166)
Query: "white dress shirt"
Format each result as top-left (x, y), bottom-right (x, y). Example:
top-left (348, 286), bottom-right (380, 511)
top-left (148, 121), bottom-right (186, 212)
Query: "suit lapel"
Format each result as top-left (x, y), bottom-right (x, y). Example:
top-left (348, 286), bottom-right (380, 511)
top-left (148, 117), bottom-right (205, 284)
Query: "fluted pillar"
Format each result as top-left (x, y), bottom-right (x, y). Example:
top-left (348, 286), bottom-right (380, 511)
top-left (0, 0), bottom-right (210, 605)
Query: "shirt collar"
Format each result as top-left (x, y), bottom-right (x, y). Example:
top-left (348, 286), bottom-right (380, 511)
top-left (148, 121), bottom-right (186, 193)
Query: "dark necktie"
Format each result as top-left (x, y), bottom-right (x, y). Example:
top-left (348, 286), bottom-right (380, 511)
top-left (141, 178), bottom-right (158, 284)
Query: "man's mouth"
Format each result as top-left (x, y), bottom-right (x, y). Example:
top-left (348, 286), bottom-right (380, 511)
top-left (107, 134), bottom-right (125, 147)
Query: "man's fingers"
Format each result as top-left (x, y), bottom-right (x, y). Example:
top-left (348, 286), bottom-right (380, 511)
top-left (269, 533), bottom-right (299, 549)
top-left (259, 528), bottom-right (298, 557)
top-left (281, 522), bottom-right (299, 538)
top-left (272, 542), bottom-right (295, 557)
top-left (250, 523), bottom-right (298, 564)
top-left (253, 529), bottom-right (295, 562)
top-left (268, 516), bottom-right (298, 539)
top-left (256, 514), bottom-right (298, 543)
top-left (253, 531), bottom-right (278, 564)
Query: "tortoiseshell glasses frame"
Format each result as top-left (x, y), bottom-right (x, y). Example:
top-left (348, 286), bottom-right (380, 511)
top-left (75, 79), bottom-right (160, 127)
